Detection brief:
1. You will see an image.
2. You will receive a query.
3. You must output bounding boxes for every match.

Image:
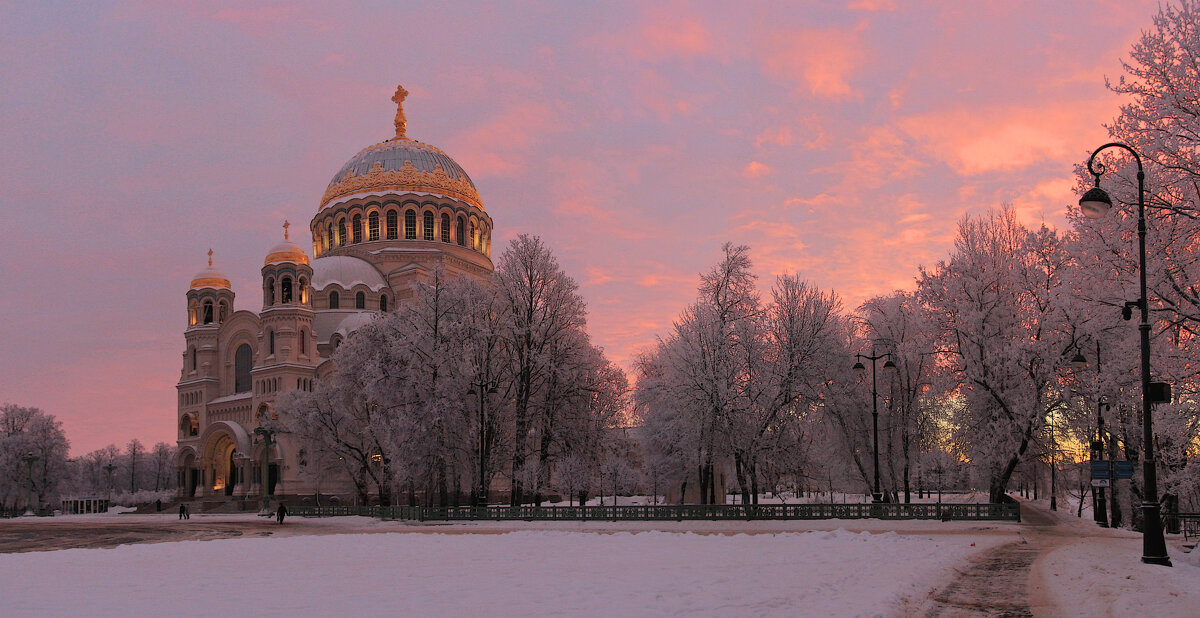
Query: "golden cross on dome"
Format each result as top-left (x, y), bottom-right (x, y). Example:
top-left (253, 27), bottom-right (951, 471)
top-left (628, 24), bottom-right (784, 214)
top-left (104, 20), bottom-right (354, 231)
top-left (207, 248), bottom-right (213, 267)
top-left (392, 84), bottom-right (409, 139)
top-left (283, 219), bottom-right (290, 240)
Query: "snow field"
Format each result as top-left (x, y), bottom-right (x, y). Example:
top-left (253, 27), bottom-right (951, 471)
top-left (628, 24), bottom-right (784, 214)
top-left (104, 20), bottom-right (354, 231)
top-left (0, 528), bottom-right (1006, 617)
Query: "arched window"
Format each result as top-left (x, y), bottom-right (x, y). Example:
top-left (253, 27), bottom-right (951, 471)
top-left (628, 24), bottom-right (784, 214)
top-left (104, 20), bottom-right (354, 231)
top-left (281, 277), bottom-right (293, 304)
top-left (457, 216), bottom-right (465, 246)
top-left (369, 211), bottom-right (380, 241)
top-left (405, 209), bottom-right (417, 239)
top-left (203, 300), bottom-right (214, 324)
top-left (190, 347), bottom-right (197, 371)
top-left (379, 295), bottom-right (388, 312)
top-left (329, 291), bottom-right (340, 309)
top-left (326, 224), bottom-right (334, 252)
top-left (423, 211), bottom-right (435, 241)
top-left (188, 303), bottom-right (197, 326)
top-left (266, 277), bottom-right (276, 305)
top-left (355, 291), bottom-right (366, 309)
top-left (470, 222), bottom-right (477, 250)
top-left (298, 277), bottom-right (309, 304)
top-left (218, 300), bottom-right (229, 323)
top-left (331, 335), bottom-right (342, 350)
top-left (386, 210), bottom-right (398, 239)
top-left (338, 219), bottom-right (347, 246)
top-left (269, 330), bottom-right (275, 355)
top-left (234, 344), bottom-right (253, 393)
top-left (300, 328), bottom-right (306, 355)
top-left (352, 214), bottom-right (363, 243)
top-left (441, 213), bottom-right (451, 242)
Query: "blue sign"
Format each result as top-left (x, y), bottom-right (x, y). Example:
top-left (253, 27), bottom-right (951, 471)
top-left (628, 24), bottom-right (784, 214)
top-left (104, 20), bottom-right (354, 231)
top-left (1090, 461), bottom-right (1110, 479)
top-left (1115, 461), bottom-right (1135, 479)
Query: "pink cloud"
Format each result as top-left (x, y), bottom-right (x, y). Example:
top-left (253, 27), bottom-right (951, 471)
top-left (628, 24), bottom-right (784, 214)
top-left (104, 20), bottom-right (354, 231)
top-left (896, 99), bottom-right (1117, 176)
top-left (742, 160), bottom-right (773, 178)
top-left (760, 26), bottom-right (867, 100)
top-left (445, 101), bottom-right (564, 178)
top-left (755, 125), bottom-right (794, 148)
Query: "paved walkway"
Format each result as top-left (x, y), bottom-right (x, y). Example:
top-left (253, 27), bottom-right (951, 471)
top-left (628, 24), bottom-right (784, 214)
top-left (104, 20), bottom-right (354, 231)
top-left (918, 502), bottom-right (1097, 617)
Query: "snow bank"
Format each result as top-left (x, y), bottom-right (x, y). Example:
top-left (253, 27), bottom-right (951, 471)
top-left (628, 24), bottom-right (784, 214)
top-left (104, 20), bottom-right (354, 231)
top-left (0, 528), bottom-right (1001, 616)
top-left (1038, 537), bottom-right (1200, 615)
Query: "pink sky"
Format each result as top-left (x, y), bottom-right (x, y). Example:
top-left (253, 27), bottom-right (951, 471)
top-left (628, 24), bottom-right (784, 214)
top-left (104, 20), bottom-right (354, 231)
top-left (0, 0), bottom-right (1163, 455)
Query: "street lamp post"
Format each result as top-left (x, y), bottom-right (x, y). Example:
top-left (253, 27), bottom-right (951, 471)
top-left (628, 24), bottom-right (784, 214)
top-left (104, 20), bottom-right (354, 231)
top-left (1072, 342), bottom-right (1110, 528)
top-left (1079, 141), bottom-right (1172, 566)
top-left (103, 462), bottom-right (116, 505)
top-left (467, 380), bottom-right (498, 507)
top-left (21, 452), bottom-right (39, 516)
top-left (853, 350), bottom-right (896, 503)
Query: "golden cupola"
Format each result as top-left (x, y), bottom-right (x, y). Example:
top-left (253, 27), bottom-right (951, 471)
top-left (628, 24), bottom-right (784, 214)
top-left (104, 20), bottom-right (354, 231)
top-left (317, 84), bottom-right (483, 212)
top-left (264, 220), bottom-right (310, 266)
top-left (190, 249), bottom-right (232, 289)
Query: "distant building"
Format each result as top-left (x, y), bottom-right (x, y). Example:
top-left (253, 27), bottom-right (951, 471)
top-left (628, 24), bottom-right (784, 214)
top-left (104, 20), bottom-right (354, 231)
top-left (175, 85), bottom-right (494, 503)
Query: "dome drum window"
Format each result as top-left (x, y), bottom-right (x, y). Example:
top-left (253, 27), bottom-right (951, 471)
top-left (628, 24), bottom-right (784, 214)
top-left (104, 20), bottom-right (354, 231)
top-left (441, 213), bottom-right (451, 243)
top-left (387, 210), bottom-right (398, 239)
top-left (405, 209), bottom-right (417, 239)
top-left (352, 214), bottom-right (363, 244)
top-left (423, 211), bottom-right (435, 241)
top-left (369, 212), bottom-right (380, 241)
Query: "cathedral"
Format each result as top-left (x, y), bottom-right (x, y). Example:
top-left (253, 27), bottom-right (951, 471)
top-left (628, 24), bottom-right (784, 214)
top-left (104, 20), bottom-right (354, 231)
top-left (175, 85), bottom-right (494, 503)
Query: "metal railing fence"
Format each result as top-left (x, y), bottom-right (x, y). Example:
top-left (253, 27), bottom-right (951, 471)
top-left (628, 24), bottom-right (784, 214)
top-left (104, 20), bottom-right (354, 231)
top-left (289, 502), bottom-right (1020, 522)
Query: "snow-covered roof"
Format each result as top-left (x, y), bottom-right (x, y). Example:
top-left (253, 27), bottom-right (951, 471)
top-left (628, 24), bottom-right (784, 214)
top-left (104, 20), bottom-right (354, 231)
top-left (311, 256), bottom-right (389, 291)
top-left (313, 310), bottom-right (380, 345)
top-left (207, 392), bottom-right (253, 405)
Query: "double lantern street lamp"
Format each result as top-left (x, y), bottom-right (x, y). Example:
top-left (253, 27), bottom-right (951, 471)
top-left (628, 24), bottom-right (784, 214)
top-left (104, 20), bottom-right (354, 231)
top-left (467, 381), bottom-right (498, 507)
top-left (853, 351), bottom-right (896, 503)
top-left (1078, 142), bottom-right (1171, 567)
top-left (21, 452), bottom-right (39, 516)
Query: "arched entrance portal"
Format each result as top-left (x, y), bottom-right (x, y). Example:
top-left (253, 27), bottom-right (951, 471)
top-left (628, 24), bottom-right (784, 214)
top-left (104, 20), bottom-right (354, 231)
top-left (208, 434), bottom-right (238, 496)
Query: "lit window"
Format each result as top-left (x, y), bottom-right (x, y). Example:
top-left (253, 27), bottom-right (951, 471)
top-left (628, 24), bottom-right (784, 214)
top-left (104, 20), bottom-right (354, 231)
top-left (424, 211), bottom-right (434, 241)
top-left (405, 210), bottom-right (416, 239)
top-left (338, 219), bottom-right (347, 246)
top-left (352, 214), bottom-right (362, 243)
top-left (369, 212), bottom-right (379, 241)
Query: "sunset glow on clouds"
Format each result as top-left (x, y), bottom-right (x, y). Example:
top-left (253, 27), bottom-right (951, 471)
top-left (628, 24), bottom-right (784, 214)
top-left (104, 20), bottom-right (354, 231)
top-left (0, 1), bottom-right (1163, 454)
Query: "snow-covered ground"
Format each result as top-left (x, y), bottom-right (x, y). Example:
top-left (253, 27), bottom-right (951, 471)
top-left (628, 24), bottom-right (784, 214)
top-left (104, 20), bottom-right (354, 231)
top-left (0, 522), bottom-right (1007, 617)
top-left (2, 506), bottom-right (1196, 616)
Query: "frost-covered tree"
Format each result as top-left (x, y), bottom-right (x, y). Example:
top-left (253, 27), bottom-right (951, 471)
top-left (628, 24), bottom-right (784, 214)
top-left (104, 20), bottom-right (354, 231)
top-left (918, 208), bottom-right (1072, 502)
top-left (494, 234), bottom-right (591, 505)
top-left (0, 404), bottom-right (70, 509)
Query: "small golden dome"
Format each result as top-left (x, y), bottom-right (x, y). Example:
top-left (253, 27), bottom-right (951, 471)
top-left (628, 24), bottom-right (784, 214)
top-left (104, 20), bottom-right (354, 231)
top-left (191, 249), bottom-right (231, 289)
top-left (264, 220), bottom-right (310, 266)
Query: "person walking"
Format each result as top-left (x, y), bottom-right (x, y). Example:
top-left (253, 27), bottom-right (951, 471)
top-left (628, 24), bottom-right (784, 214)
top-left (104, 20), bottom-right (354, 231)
top-left (179, 503), bottom-right (186, 520)
top-left (276, 503), bottom-right (288, 524)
